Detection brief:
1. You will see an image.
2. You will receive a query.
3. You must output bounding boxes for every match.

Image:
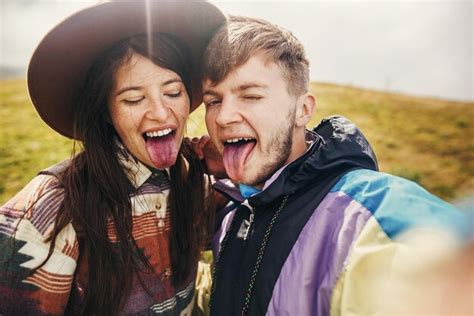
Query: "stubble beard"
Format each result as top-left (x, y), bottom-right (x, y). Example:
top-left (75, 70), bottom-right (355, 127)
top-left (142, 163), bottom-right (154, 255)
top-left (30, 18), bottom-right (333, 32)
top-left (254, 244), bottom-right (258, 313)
top-left (246, 106), bottom-right (296, 187)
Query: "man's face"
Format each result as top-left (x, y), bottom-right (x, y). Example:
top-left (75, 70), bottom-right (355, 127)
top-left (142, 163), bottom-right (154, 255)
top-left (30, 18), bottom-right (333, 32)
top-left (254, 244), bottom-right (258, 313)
top-left (203, 52), bottom-right (302, 187)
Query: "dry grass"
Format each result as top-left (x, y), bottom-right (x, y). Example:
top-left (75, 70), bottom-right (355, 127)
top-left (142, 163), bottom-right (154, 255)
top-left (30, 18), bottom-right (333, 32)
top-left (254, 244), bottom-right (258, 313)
top-left (308, 82), bottom-right (474, 199)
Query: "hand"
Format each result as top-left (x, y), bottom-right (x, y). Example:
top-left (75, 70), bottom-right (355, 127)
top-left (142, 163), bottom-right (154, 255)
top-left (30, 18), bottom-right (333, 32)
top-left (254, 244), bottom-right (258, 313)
top-left (189, 135), bottom-right (227, 179)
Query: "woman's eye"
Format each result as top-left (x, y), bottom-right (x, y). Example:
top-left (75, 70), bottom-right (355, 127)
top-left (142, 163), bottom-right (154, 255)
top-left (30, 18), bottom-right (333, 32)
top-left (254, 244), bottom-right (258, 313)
top-left (165, 91), bottom-right (182, 98)
top-left (123, 97), bottom-right (144, 105)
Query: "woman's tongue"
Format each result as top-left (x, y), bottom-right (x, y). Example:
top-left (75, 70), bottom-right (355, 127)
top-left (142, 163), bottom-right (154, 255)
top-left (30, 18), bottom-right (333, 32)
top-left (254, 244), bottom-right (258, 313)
top-left (145, 135), bottom-right (178, 169)
top-left (223, 141), bottom-right (256, 181)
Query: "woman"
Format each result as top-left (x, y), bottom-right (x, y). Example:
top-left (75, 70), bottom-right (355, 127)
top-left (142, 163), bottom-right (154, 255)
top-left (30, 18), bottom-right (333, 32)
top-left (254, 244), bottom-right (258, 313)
top-left (0, 1), bottom-right (224, 315)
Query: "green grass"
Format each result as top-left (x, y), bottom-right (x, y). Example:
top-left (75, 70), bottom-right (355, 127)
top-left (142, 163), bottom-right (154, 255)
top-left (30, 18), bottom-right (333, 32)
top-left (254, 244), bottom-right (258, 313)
top-left (308, 82), bottom-right (474, 201)
top-left (1, 79), bottom-right (473, 203)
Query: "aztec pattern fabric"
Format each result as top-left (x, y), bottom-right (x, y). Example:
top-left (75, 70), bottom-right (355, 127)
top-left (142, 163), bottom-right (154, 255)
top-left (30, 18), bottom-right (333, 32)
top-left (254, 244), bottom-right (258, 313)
top-left (0, 155), bottom-right (195, 315)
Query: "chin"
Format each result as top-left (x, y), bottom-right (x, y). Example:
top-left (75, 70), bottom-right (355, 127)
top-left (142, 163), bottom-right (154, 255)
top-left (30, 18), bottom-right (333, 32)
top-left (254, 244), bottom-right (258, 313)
top-left (247, 166), bottom-right (279, 187)
top-left (239, 174), bottom-right (260, 187)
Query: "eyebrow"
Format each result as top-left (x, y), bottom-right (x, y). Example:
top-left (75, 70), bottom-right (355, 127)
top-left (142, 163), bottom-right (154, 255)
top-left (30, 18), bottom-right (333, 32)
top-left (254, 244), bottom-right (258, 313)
top-left (115, 78), bottom-right (183, 97)
top-left (203, 83), bottom-right (268, 97)
top-left (203, 88), bottom-right (219, 97)
top-left (233, 83), bottom-right (269, 92)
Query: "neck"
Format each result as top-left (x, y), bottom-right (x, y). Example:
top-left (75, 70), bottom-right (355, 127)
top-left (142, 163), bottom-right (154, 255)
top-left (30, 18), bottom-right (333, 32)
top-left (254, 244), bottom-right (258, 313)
top-left (285, 136), bottom-right (308, 166)
top-left (283, 126), bottom-right (309, 167)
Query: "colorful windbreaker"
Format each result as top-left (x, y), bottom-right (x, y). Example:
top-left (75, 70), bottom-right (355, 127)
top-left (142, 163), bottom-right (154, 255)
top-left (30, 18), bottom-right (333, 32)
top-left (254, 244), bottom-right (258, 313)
top-left (210, 116), bottom-right (468, 316)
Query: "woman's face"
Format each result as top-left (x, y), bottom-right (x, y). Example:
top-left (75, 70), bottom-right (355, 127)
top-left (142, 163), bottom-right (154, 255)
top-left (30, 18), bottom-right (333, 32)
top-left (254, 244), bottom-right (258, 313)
top-left (109, 53), bottom-right (190, 169)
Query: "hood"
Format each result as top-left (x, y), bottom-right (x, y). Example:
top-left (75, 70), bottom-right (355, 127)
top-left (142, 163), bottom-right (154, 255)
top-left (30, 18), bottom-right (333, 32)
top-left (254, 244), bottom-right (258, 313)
top-left (247, 115), bottom-right (378, 206)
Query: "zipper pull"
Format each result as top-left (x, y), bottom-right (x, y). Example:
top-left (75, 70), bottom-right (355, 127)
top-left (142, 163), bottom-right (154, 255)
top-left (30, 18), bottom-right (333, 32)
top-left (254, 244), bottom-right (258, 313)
top-left (243, 213), bottom-right (254, 240)
top-left (242, 199), bottom-right (254, 240)
top-left (235, 199), bottom-right (255, 240)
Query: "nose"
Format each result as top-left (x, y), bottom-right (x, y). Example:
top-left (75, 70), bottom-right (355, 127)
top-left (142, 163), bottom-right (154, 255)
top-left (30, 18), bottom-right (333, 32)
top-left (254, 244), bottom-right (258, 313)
top-left (215, 98), bottom-right (241, 127)
top-left (145, 96), bottom-right (169, 121)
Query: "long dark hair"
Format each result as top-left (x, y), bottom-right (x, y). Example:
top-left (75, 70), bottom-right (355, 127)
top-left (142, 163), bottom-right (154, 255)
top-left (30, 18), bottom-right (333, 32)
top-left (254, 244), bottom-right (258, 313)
top-left (43, 34), bottom-right (210, 314)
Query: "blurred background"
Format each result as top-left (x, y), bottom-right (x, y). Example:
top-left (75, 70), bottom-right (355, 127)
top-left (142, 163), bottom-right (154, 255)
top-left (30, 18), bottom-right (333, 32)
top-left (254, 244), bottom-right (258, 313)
top-left (0, 0), bottom-right (473, 206)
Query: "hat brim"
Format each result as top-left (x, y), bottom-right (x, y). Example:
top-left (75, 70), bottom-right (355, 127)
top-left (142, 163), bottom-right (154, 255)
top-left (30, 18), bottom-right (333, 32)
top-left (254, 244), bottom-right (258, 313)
top-left (27, 0), bottom-right (225, 139)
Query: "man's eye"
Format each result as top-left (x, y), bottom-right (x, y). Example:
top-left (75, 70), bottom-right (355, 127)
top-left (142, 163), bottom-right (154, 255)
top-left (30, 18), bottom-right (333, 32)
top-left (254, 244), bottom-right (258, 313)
top-left (205, 99), bottom-right (221, 107)
top-left (123, 97), bottom-right (144, 105)
top-left (243, 95), bottom-right (262, 101)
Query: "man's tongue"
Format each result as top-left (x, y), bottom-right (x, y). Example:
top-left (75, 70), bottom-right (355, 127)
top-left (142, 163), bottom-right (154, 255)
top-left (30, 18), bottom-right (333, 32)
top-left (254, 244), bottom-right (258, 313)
top-left (145, 135), bottom-right (178, 169)
top-left (223, 141), bottom-right (256, 181)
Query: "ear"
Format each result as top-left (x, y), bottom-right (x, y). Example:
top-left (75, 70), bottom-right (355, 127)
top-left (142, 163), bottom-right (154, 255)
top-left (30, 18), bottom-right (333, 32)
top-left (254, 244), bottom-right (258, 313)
top-left (295, 93), bottom-right (316, 127)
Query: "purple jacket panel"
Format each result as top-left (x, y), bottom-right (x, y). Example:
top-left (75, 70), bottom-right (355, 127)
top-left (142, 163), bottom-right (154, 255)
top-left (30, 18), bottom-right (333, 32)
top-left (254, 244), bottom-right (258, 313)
top-left (266, 191), bottom-right (372, 316)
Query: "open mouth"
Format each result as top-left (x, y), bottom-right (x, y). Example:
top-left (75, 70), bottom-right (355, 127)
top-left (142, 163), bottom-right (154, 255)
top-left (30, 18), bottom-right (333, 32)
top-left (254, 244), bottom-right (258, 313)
top-left (143, 128), bottom-right (178, 168)
top-left (143, 128), bottom-right (176, 141)
top-left (222, 137), bottom-right (257, 181)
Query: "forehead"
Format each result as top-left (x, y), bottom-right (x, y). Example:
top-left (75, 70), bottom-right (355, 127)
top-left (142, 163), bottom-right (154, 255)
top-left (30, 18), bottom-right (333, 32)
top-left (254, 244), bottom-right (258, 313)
top-left (203, 51), bottom-right (287, 91)
top-left (114, 53), bottom-right (178, 85)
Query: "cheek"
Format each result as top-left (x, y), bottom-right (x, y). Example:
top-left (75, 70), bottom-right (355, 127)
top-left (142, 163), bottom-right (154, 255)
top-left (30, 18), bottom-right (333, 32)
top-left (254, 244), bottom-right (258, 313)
top-left (182, 108), bottom-right (190, 121)
top-left (109, 107), bottom-right (123, 132)
top-left (207, 123), bottom-right (222, 150)
top-left (205, 109), bottom-right (217, 131)
top-left (204, 114), bottom-right (212, 130)
top-left (109, 106), bottom-right (141, 136)
top-left (174, 101), bottom-right (190, 122)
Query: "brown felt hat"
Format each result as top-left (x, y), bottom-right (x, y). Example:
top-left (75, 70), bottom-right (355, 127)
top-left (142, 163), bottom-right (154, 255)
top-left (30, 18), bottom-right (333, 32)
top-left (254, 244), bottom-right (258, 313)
top-left (27, 0), bottom-right (225, 139)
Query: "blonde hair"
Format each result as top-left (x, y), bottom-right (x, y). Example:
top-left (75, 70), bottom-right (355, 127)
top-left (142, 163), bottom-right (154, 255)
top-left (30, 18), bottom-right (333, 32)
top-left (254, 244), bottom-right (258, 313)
top-left (203, 15), bottom-right (310, 96)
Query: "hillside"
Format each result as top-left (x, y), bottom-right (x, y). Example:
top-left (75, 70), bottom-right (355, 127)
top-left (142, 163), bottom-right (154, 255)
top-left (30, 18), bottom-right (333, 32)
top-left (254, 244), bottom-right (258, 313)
top-left (0, 79), bottom-right (472, 204)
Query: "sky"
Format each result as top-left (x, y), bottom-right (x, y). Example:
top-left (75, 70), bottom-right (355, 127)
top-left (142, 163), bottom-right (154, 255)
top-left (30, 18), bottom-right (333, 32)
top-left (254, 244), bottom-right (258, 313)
top-left (1, 0), bottom-right (472, 101)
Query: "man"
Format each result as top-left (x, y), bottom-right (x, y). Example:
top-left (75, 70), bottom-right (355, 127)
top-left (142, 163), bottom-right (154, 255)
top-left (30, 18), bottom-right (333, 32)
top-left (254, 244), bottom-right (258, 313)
top-left (200, 16), bottom-right (468, 315)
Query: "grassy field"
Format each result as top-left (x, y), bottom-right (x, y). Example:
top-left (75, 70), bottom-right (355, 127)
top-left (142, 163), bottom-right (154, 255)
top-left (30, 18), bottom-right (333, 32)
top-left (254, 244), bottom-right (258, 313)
top-left (1, 79), bottom-right (473, 204)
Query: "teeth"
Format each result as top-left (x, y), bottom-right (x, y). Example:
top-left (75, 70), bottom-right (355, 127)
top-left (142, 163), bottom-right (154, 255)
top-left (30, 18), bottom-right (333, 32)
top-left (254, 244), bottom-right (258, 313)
top-left (225, 137), bottom-right (254, 144)
top-left (145, 128), bottom-right (173, 138)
